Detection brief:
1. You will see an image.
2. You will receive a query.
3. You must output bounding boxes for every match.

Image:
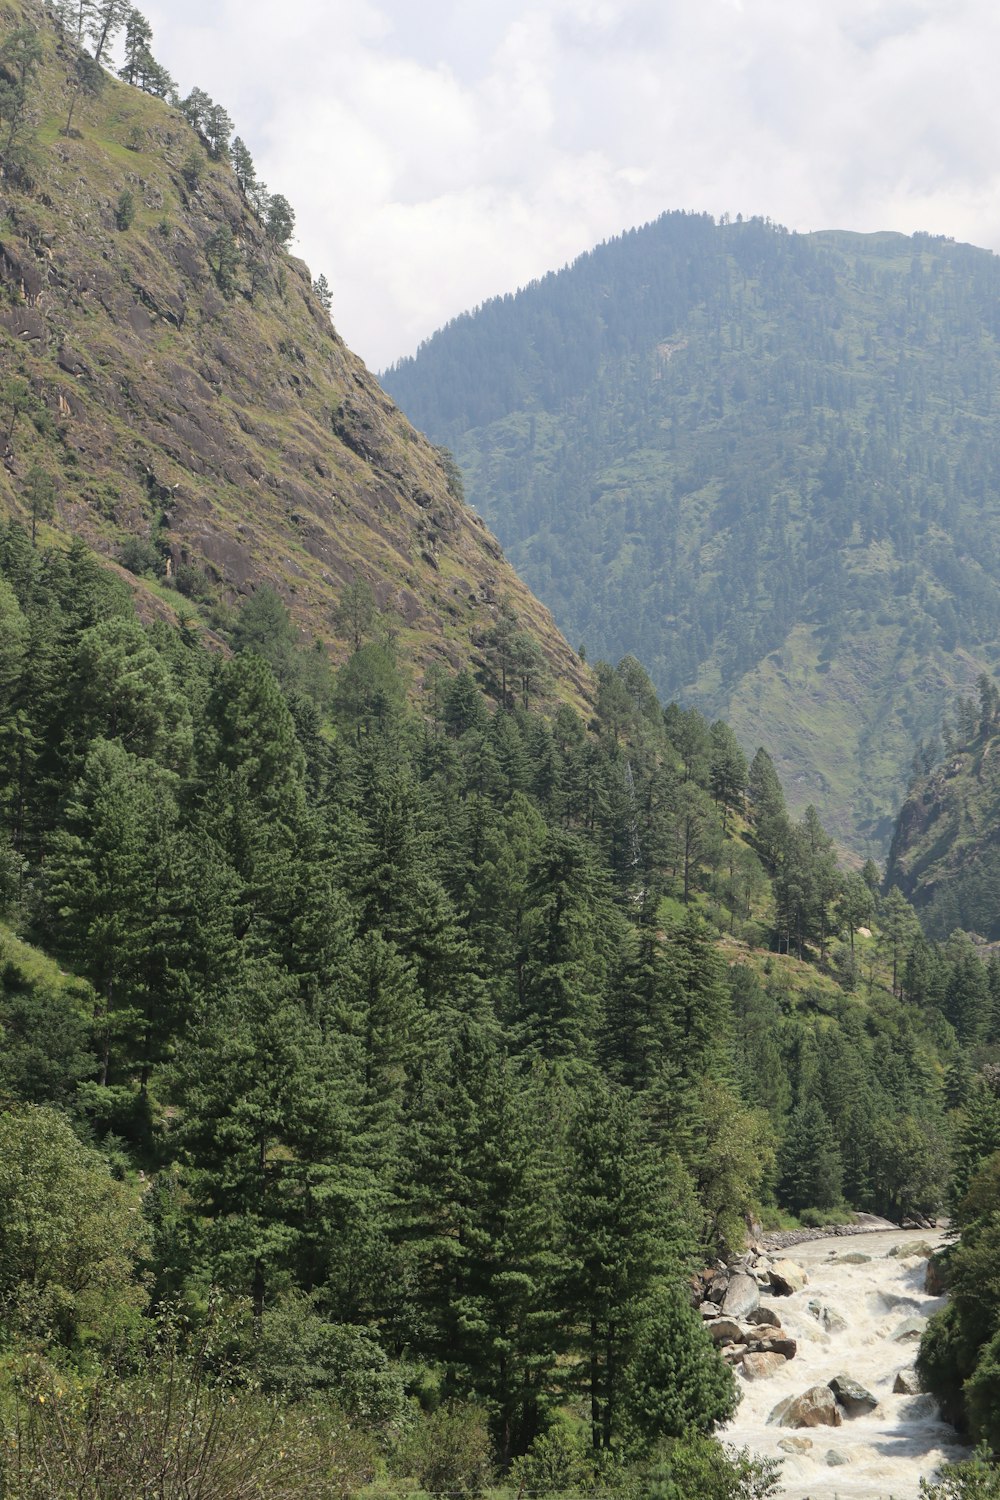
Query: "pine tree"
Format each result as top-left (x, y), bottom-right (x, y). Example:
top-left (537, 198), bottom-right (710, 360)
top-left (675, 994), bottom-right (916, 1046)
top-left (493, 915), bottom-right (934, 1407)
top-left (44, 738), bottom-right (181, 1090)
top-left (562, 1083), bottom-right (685, 1452)
top-left (777, 1096), bottom-right (844, 1213)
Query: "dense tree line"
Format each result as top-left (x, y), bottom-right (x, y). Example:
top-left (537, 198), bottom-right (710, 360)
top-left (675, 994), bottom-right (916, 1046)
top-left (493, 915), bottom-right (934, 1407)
top-left (0, 524), bottom-right (994, 1490)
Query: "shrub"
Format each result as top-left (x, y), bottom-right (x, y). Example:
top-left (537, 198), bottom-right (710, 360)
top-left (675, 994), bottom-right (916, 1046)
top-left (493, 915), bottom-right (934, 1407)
top-left (181, 148), bottom-right (204, 190)
top-left (645, 1438), bottom-right (782, 1500)
top-left (118, 535), bottom-right (162, 576)
top-left (395, 1402), bottom-right (493, 1495)
top-left (510, 1424), bottom-right (593, 1492)
top-left (115, 189), bottom-right (136, 231)
top-left (0, 1346), bottom-right (380, 1499)
top-left (0, 1106), bottom-right (148, 1349)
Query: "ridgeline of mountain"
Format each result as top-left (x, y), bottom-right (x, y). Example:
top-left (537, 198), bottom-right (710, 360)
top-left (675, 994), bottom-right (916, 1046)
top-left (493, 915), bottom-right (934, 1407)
top-left (0, 0), bottom-right (588, 705)
top-left (383, 211), bottom-right (1000, 853)
top-left (885, 682), bottom-right (1000, 940)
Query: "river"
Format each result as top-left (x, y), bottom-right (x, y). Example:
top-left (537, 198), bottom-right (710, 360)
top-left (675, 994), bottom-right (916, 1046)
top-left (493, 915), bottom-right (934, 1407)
top-left (725, 1229), bottom-right (968, 1499)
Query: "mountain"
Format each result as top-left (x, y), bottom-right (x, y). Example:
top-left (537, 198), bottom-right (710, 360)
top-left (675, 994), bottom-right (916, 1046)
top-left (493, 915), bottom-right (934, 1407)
top-left (0, 0), bottom-right (588, 706)
top-left (885, 681), bottom-right (1000, 940)
top-left (382, 212), bottom-right (1000, 853)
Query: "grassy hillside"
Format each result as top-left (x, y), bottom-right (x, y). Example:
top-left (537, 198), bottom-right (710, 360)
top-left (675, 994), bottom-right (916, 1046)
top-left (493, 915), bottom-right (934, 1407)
top-left (383, 213), bottom-right (1000, 852)
top-left (0, 0), bottom-right (590, 707)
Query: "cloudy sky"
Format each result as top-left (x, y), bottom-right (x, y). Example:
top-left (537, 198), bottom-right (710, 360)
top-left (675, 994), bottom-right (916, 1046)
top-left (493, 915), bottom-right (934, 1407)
top-left (139, 0), bottom-right (1000, 371)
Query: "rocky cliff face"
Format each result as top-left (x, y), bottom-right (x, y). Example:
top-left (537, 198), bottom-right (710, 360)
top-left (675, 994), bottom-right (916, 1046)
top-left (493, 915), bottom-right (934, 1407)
top-left (0, 0), bottom-right (589, 702)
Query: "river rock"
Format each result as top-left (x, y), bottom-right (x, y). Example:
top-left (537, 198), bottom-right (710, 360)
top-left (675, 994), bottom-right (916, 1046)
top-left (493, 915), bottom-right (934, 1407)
top-left (758, 1336), bottom-right (798, 1360)
top-left (826, 1449), bottom-right (848, 1467)
top-left (832, 1251), bottom-right (871, 1264)
top-left (742, 1352), bottom-right (787, 1380)
top-left (829, 1375), bottom-right (878, 1416)
top-left (706, 1271), bottom-right (729, 1303)
top-left (722, 1272), bottom-right (760, 1319)
top-left (900, 1394), bottom-right (938, 1422)
top-left (777, 1436), bottom-right (813, 1454)
top-left (889, 1240), bottom-right (934, 1259)
top-left (880, 1291), bottom-right (922, 1312)
top-left (892, 1316), bottom-right (928, 1342)
top-left (769, 1258), bottom-right (809, 1295)
top-left (746, 1305), bottom-right (782, 1328)
top-left (708, 1318), bottom-right (745, 1345)
top-left (768, 1385), bottom-right (843, 1429)
top-left (807, 1298), bottom-right (848, 1333)
top-left (925, 1257), bottom-right (947, 1296)
top-left (893, 1368), bottom-right (920, 1394)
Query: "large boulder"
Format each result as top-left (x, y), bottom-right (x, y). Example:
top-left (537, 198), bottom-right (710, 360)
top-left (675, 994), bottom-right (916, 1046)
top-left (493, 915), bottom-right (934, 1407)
top-left (761, 1336), bottom-right (798, 1360)
top-left (893, 1368), bottom-right (920, 1395)
top-left (892, 1316), bottom-right (928, 1342)
top-left (769, 1259), bottom-right (809, 1295)
top-left (768, 1385), bottom-right (843, 1429)
top-left (742, 1352), bottom-right (787, 1380)
top-left (722, 1272), bottom-right (761, 1319)
top-left (705, 1268), bottom-right (730, 1303)
top-left (925, 1257), bottom-right (947, 1296)
top-left (829, 1375), bottom-right (878, 1417)
top-left (807, 1298), bottom-right (848, 1333)
top-left (746, 1305), bottom-right (783, 1328)
top-left (889, 1240), bottom-right (934, 1260)
top-left (707, 1318), bottom-right (745, 1345)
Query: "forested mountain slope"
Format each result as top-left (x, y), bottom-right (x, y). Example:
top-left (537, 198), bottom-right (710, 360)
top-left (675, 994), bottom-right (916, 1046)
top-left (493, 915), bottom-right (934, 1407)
top-left (0, 0), bottom-right (588, 704)
top-left (886, 678), bottom-right (1000, 940)
top-left (0, 516), bottom-right (990, 1491)
top-left (383, 213), bottom-right (1000, 852)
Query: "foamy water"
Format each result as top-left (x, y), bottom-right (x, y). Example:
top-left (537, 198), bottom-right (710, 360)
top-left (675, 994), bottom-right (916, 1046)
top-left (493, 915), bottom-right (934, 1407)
top-left (725, 1229), bottom-right (968, 1499)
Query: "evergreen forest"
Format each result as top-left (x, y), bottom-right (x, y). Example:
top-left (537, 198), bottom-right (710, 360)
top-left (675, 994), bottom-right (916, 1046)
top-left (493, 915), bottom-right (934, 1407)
top-left (383, 213), bottom-right (1000, 853)
top-left (2, 518), bottom-right (1000, 1495)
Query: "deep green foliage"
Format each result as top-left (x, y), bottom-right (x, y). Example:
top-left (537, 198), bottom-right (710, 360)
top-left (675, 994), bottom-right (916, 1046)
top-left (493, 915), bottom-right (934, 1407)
top-left (0, 522), bottom-right (977, 1480)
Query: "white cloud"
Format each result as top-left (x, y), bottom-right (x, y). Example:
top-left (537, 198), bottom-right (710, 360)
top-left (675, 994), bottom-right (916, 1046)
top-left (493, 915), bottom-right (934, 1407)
top-left (139, 0), bottom-right (1000, 370)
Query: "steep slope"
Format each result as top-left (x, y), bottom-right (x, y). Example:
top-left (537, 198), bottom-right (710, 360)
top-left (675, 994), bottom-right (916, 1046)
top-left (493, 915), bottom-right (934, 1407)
top-left (0, 0), bottom-right (589, 704)
top-left (383, 213), bottom-right (1000, 851)
top-left (885, 688), bottom-right (1000, 939)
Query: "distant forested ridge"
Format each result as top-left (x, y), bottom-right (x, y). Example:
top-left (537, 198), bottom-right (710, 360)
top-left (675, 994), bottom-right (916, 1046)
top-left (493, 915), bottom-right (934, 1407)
top-left (383, 212), bottom-right (1000, 853)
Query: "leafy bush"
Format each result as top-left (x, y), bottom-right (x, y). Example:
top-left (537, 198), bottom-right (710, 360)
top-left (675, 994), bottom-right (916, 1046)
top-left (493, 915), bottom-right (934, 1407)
top-left (644, 1438), bottom-right (782, 1500)
top-left (0, 1347), bottom-right (380, 1499)
top-left (118, 535), bottom-right (162, 577)
top-left (0, 1107), bottom-right (148, 1348)
top-left (181, 148), bottom-right (204, 190)
top-left (920, 1444), bottom-right (1000, 1499)
top-left (395, 1402), bottom-right (493, 1495)
top-left (509, 1424), bottom-right (593, 1492)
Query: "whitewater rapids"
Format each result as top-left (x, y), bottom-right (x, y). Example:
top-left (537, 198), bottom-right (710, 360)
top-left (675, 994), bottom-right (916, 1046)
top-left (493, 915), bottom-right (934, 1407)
top-left (725, 1229), bottom-right (968, 1499)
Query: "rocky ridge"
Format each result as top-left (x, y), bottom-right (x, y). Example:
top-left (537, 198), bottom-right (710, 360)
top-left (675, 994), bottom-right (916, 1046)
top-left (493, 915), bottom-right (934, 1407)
top-left (0, 0), bottom-right (590, 703)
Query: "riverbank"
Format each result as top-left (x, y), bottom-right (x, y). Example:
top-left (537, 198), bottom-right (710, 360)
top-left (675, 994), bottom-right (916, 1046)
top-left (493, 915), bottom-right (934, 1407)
top-left (758, 1214), bottom-right (937, 1252)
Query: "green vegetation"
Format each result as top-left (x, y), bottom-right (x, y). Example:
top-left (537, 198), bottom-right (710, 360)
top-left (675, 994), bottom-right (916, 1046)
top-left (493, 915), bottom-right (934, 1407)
top-left (0, 518), bottom-right (993, 1492)
top-left (0, 0), bottom-right (588, 716)
top-left (383, 213), bottom-right (1000, 852)
top-left (887, 676), bottom-right (1000, 939)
